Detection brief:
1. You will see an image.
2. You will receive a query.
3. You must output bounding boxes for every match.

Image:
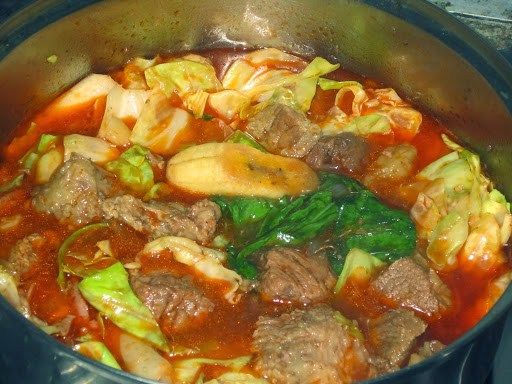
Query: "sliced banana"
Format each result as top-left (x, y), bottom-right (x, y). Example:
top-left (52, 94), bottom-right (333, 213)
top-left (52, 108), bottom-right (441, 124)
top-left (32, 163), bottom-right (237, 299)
top-left (166, 142), bottom-right (318, 198)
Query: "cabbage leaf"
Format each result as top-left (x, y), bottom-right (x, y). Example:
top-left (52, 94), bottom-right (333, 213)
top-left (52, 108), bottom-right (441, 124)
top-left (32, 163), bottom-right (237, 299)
top-left (105, 145), bottom-right (154, 194)
top-left (57, 222), bottom-right (109, 289)
top-left (412, 135), bottom-right (512, 270)
top-left (334, 248), bottom-right (385, 293)
top-left (141, 236), bottom-right (243, 303)
top-left (63, 134), bottom-right (119, 164)
top-left (78, 262), bottom-right (169, 352)
top-left (130, 92), bottom-right (191, 155)
top-left (222, 50), bottom-right (339, 114)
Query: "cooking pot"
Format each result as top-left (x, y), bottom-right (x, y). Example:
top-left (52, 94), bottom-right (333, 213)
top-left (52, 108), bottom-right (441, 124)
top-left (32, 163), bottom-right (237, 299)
top-left (0, 1), bottom-right (511, 383)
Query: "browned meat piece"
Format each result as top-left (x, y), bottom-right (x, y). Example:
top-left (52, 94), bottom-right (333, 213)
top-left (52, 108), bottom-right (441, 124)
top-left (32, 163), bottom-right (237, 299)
top-left (253, 305), bottom-right (375, 384)
top-left (130, 271), bottom-right (214, 332)
top-left (408, 340), bottom-right (445, 365)
top-left (305, 133), bottom-right (369, 173)
top-left (101, 195), bottom-right (221, 243)
top-left (246, 103), bottom-right (320, 158)
top-left (368, 309), bottom-right (426, 369)
top-left (258, 247), bottom-right (335, 304)
top-left (364, 143), bottom-right (417, 187)
top-left (7, 234), bottom-right (44, 278)
top-left (32, 154), bottom-right (114, 225)
top-left (372, 257), bottom-right (452, 316)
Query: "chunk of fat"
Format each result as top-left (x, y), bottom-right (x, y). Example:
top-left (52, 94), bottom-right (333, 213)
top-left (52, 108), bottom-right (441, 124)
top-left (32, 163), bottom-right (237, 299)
top-left (54, 74), bottom-right (117, 110)
top-left (119, 333), bottom-right (173, 383)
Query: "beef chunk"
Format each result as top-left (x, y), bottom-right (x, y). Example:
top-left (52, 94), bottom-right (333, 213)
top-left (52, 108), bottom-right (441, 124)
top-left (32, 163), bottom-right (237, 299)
top-left (306, 133), bottom-right (369, 173)
top-left (408, 340), bottom-right (445, 365)
top-left (258, 247), bottom-right (335, 304)
top-left (253, 305), bottom-right (374, 384)
top-left (32, 154), bottom-right (114, 225)
top-left (131, 271), bottom-right (214, 331)
top-left (7, 234), bottom-right (44, 277)
top-left (372, 257), bottom-right (451, 316)
top-left (246, 103), bottom-right (320, 158)
top-left (368, 309), bottom-right (426, 368)
top-left (364, 143), bottom-right (417, 187)
top-left (101, 195), bottom-right (221, 243)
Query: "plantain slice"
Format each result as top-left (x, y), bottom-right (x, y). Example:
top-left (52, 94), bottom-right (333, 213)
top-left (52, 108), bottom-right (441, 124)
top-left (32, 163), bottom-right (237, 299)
top-left (166, 142), bottom-right (318, 198)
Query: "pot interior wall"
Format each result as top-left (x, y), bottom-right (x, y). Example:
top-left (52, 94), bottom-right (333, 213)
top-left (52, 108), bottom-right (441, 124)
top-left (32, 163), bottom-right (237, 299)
top-left (0, 0), bottom-right (510, 195)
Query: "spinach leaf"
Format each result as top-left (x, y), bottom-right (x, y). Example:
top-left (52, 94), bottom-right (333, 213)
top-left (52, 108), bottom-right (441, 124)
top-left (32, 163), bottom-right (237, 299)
top-left (227, 191), bottom-right (338, 278)
top-left (321, 172), bottom-right (416, 274)
top-left (218, 172), bottom-right (415, 279)
top-left (213, 196), bottom-right (279, 229)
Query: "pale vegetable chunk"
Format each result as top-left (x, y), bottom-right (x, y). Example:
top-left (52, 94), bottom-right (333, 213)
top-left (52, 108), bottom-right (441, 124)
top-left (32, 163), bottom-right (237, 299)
top-left (119, 333), bottom-right (173, 383)
top-left (55, 74), bottom-right (117, 109)
top-left (130, 92), bottom-right (191, 155)
top-left (166, 142), bottom-right (319, 198)
top-left (98, 85), bottom-right (150, 146)
top-left (63, 134), bottom-right (119, 164)
top-left (35, 149), bottom-right (63, 184)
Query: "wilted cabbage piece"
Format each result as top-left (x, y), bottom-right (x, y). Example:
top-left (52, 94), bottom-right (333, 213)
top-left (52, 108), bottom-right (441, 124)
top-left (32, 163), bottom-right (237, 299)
top-left (222, 49), bottom-right (339, 115)
top-left (63, 134), bottom-right (119, 164)
top-left (145, 56), bottom-right (222, 118)
top-left (130, 92), bottom-right (191, 155)
top-left (78, 262), bottom-right (169, 352)
top-left (74, 341), bottom-right (121, 369)
top-left (98, 85), bottom-right (150, 145)
top-left (334, 248), bottom-right (386, 293)
top-left (141, 236), bottom-right (243, 303)
top-left (105, 144), bottom-right (154, 194)
top-left (412, 135), bottom-right (512, 271)
top-left (57, 222), bottom-right (109, 289)
top-left (174, 355), bottom-right (252, 383)
top-left (320, 83), bottom-right (422, 138)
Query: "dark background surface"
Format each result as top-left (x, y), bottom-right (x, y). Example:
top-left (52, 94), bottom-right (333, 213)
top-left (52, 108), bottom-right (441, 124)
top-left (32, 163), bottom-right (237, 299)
top-left (0, 1), bottom-right (511, 383)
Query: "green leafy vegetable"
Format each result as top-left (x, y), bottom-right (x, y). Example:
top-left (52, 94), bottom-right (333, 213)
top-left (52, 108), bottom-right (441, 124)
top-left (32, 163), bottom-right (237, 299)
top-left (225, 131), bottom-right (267, 152)
top-left (143, 182), bottom-right (171, 201)
top-left (334, 248), bottom-right (385, 293)
top-left (227, 191), bottom-right (338, 278)
top-left (57, 222), bottom-right (109, 290)
top-left (20, 134), bottom-right (59, 171)
top-left (174, 355), bottom-right (252, 383)
top-left (217, 172), bottom-right (414, 279)
top-left (213, 196), bottom-right (278, 228)
top-left (74, 341), bottom-right (121, 369)
top-left (145, 59), bottom-right (222, 96)
top-left (78, 262), bottom-right (169, 352)
top-left (105, 145), bottom-right (154, 194)
top-left (413, 134), bottom-right (512, 270)
top-left (320, 173), bottom-right (416, 274)
top-left (342, 114), bottom-right (391, 135)
top-left (318, 78), bottom-right (362, 91)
